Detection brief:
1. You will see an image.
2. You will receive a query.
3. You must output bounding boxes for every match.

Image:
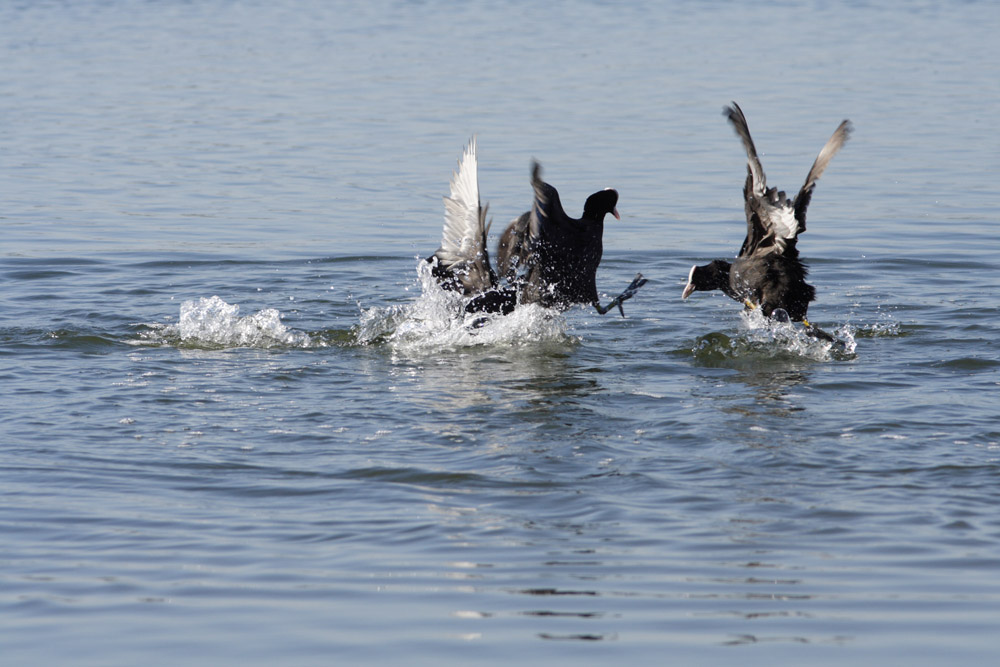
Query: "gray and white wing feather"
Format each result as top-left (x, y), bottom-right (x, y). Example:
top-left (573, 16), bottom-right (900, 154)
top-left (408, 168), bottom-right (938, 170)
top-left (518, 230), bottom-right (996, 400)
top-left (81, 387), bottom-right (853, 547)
top-left (433, 137), bottom-right (494, 293)
top-left (726, 102), bottom-right (767, 198)
top-left (793, 119), bottom-right (852, 231)
top-left (730, 103), bottom-right (846, 257)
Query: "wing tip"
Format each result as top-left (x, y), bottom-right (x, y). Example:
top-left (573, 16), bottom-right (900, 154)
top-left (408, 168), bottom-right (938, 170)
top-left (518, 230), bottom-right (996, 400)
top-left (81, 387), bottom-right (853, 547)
top-left (463, 135), bottom-right (477, 164)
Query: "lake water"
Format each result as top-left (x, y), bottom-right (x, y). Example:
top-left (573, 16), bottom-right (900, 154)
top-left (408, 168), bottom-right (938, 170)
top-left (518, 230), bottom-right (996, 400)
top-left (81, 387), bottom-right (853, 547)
top-left (2, 1), bottom-right (999, 664)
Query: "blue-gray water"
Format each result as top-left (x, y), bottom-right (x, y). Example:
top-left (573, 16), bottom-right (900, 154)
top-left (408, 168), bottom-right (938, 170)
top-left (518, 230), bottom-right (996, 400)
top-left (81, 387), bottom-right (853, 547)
top-left (3, 1), bottom-right (999, 664)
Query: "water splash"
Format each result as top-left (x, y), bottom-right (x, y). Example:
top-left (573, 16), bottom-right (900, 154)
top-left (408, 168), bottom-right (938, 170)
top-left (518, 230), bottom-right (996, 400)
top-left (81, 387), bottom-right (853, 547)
top-left (139, 295), bottom-right (315, 349)
top-left (353, 259), bottom-right (573, 355)
top-left (852, 310), bottom-right (902, 338)
top-left (693, 308), bottom-right (857, 363)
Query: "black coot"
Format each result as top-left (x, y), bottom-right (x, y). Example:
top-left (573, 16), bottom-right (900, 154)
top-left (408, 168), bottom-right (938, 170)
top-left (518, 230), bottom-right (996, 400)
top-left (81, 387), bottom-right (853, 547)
top-left (429, 138), bottom-right (645, 317)
top-left (683, 102), bottom-right (851, 327)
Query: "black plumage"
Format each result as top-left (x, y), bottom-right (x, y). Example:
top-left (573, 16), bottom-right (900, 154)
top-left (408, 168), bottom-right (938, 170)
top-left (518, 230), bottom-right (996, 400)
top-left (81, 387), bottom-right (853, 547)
top-left (429, 139), bottom-right (645, 318)
top-left (683, 102), bottom-right (852, 323)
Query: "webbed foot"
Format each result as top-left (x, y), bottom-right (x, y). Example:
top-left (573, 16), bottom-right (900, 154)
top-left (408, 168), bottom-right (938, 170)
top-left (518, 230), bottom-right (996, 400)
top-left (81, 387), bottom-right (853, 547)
top-left (596, 273), bottom-right (648, 317)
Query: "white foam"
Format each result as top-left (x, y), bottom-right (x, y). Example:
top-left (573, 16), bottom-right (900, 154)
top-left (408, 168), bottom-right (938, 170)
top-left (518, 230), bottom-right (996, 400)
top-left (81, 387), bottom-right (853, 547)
top-left (736, 307), bottom-right (857, 361)
top-left (354, 259), bottom-right (572, 355)
top-left (163, 295), bottom-right (314, 348)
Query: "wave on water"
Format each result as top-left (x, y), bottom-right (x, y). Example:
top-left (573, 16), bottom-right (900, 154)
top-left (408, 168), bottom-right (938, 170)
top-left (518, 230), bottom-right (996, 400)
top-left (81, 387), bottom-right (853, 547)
top-left (353, 259), bottom-right (573, 355)
top-left (692, 308), bottom-right (859, 364)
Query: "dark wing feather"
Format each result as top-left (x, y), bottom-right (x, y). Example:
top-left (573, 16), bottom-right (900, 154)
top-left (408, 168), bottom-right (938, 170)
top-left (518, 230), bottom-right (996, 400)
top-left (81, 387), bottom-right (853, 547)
top-left (793, 119), bottom-right (852, 231)
top-left (737, 169), bottom-right (772, 258)
top-left (496, 212), bottom-right (530, 282)
top-left (725, 103), bottom-right (775, 258)
top-left (496, 162), bottom-right (565, 286)
top-left (527, 161), bottom-right (569, 245)
top-left (725, 102), bottom-right (767, 199)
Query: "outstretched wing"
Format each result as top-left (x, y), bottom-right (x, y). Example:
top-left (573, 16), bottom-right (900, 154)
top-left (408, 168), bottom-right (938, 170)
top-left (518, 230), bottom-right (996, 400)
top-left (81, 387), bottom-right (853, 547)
top-left (793, 119), bottom-right (852, 232)
top-left (506, 161), bottom-right (570, 306)
top-left (726, 103), bottom-right (773, 258)
top-left (527, 161), bottom-right (569, 246)
top-left (727, 102), bottom-right (808, 258)
top-left (492, 162), bottom-right (570, 290)
top-left (432, 137), bottom-right (495, 294)
top-left (725, 102), bottom-right (767, 198)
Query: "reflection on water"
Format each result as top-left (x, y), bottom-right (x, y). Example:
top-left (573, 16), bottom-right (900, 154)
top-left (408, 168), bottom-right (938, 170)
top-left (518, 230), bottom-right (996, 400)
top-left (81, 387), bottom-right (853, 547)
top-left (394, 344), bottom-right (599, 424)
top-left (691, 364), bottom-right (813, 438)
top-left (725, 368), bottom-right (811, 422)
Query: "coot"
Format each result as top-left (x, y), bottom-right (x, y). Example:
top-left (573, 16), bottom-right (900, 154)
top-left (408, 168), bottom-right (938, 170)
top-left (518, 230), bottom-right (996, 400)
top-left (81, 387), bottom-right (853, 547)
top-left (682, 102), bottom-right (851, 326)
top-left (429, 138), bottom-right (645, 317)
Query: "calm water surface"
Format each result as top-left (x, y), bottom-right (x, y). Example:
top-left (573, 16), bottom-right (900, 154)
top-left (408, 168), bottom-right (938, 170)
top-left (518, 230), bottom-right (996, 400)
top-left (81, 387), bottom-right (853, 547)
top-left (2, 1), bottom-right (999, 665)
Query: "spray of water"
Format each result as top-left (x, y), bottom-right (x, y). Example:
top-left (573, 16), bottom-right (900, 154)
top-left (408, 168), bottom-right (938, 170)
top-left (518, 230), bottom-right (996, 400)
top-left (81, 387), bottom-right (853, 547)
top-left (693, 307), bottom-right (858, 363)
top-left (138, 259), bottom-right (573, 352)
top-left (353, 259), bottom-right (573, 355)
top-left (137, 295), bottom-right (315, 349)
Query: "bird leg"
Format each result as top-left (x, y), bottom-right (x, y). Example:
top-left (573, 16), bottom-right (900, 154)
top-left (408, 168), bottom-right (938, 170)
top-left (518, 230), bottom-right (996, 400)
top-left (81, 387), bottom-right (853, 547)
top-left (802, 320), bottom-right (836, 343)
top-left (595, 273), bottom-right (648, 317)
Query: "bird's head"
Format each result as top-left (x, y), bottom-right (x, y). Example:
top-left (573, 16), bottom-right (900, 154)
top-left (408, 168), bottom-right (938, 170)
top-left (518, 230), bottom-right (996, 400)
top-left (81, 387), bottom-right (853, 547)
top-left (682, 260), bottom-right (732, 299)
top-left (583, 188), bottom-right (620, 222)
